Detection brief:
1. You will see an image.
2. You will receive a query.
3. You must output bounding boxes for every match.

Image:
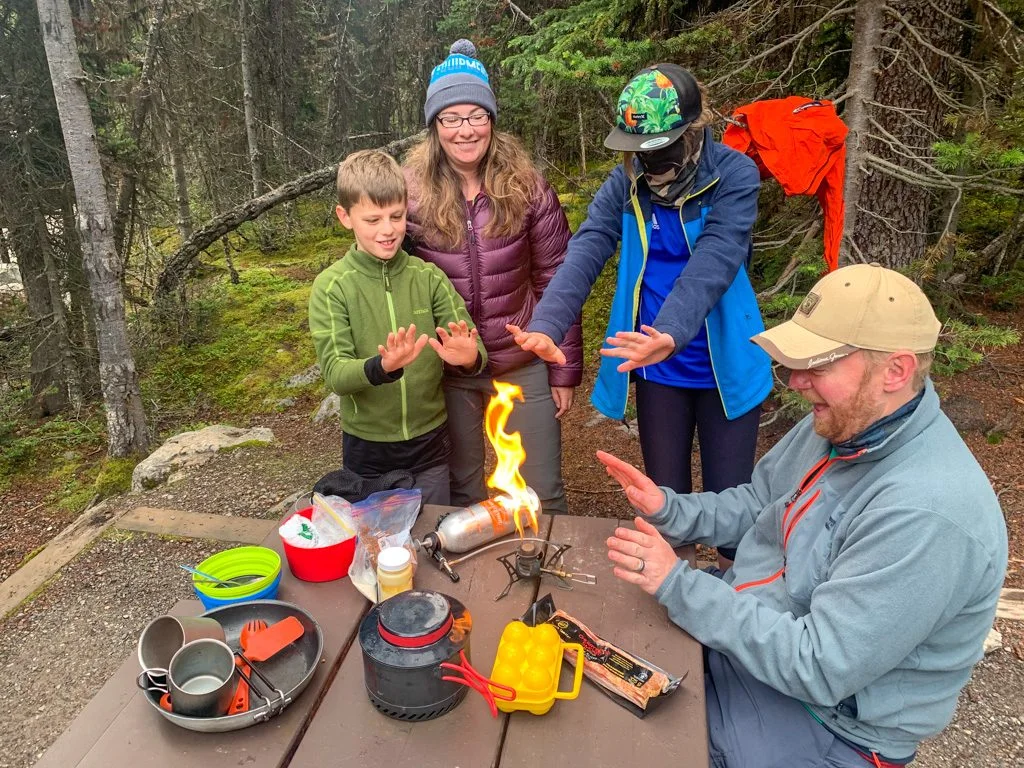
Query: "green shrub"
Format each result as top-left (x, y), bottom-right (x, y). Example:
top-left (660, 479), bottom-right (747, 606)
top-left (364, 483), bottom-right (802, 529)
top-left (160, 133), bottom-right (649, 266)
top-left (0, 420), bottom-right (38, 487)
top-left (934, 319), bottom-right (1020, 378)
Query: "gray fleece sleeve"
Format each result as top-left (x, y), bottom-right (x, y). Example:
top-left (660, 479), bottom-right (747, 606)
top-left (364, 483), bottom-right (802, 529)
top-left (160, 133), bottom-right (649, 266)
top-left (654, 505), bottom-right (992, 707)
top-left (647, 420), bottom-right (797, 548)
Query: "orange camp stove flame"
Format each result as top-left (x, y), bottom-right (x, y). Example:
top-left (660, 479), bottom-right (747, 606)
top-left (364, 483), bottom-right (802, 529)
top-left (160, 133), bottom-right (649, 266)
top-left (485, 381), bottom-right (540, 537)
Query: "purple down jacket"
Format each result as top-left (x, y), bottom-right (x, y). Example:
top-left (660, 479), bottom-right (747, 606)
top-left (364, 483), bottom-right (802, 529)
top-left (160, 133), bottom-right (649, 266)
top-left (404, 171), bottom-right (583, 388)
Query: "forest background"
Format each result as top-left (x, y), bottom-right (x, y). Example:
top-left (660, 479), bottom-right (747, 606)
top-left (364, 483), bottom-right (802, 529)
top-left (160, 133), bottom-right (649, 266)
top-left (2, 0), bottom-right (1024, 528)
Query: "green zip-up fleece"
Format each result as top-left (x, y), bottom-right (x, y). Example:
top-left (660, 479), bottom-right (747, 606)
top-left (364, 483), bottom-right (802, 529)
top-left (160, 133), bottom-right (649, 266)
top-left (309, 245), bottom-right (486, 443)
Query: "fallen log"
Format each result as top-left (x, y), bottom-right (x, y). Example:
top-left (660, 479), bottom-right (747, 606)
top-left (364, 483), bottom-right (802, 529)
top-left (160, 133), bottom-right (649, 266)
top-left (154, 133), bottom-right (422, 300)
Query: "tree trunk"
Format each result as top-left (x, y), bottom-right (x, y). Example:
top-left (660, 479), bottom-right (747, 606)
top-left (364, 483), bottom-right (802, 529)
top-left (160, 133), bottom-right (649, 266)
top-left (111, 0), bottom-right (167, 260)
top-left (7, 216), bottom-right (67, 415)
top-left (36, 0), bottom-right (150, 456)
top-left (238, 0), bottom-right (263, 198)
top-left (37, 198), bottom-right (79, 408)
top-left (13, 131), bottom-right (77, 413)
top-left (165, 106), bottom-right (194, 241)
top-left (325, 0), bottom-right (356, 158)
top-left (577, 97), bottom-right (586, 177)
top-left (839, 0), bottom-right (884, 265)
top-left (842, 0), bottom-right (964, 269)
top-left (63, 192), bottom-right (101, 400)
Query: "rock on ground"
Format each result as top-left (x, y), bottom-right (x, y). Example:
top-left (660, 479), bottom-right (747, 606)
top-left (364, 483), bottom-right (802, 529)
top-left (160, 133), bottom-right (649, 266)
top-left (131, 425), bottom-right (275, 492)
top-left (312, 393), bottom-right (340, 424)
top-left (286, 364), bottom-right (321, 388)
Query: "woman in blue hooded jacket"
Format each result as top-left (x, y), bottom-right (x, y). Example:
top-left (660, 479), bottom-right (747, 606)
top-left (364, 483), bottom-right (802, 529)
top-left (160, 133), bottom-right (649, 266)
top-left (510, 64), bottom-right (771, 565)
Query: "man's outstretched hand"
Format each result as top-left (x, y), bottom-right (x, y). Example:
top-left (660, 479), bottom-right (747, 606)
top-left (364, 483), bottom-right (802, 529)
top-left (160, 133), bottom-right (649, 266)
top-left (596, 450), bottom-right (666, 515)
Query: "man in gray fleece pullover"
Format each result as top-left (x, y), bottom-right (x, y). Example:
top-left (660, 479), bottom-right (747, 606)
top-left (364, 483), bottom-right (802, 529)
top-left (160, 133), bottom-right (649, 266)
top-left (599, 264), bottom-right (1007, 767)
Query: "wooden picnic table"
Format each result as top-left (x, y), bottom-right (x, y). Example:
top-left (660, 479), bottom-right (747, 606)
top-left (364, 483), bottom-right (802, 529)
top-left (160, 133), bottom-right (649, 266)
top-left (37, 506), bottom-right (708, 768)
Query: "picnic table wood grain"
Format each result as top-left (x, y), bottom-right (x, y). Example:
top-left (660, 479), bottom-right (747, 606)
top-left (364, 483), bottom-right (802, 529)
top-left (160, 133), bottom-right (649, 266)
top-left (501, 514), bottom-right (708, 767)
top-left (35, 506), bottom-right (708, 768)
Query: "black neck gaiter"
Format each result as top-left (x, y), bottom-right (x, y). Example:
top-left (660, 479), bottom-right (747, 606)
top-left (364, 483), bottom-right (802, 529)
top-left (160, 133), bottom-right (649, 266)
top-left (639, 132), bottom-right (703, 207)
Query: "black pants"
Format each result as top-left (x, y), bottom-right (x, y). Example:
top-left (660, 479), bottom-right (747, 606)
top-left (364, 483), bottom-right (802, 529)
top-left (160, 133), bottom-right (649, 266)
top-left (635, 379), bottom-right (761, 559)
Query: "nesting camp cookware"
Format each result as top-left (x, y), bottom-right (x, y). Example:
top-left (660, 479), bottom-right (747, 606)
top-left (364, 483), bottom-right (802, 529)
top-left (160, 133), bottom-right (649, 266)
top-left (137, 615), bottom-right (226, 687)
top-left (358, 589), bottom-right (514, 721)
top-left (138, 600), bottom-right (323, 733)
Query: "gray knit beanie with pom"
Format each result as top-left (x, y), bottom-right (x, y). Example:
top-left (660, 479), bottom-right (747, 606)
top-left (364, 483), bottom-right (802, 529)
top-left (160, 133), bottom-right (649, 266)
top-left (424, 39), bottom-right (498, 125)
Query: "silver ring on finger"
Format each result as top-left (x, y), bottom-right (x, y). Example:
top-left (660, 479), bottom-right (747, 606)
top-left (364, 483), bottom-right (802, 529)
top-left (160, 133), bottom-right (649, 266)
top-left (635, 557), bottom-right (646, 574)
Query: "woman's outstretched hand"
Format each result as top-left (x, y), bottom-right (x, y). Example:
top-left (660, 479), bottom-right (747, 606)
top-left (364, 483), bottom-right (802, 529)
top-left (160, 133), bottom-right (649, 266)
top-left (506, 324), bottom-right (567, 366)
top-left (429, 320), bottom-right (480, 368)
top-left (599, 325), bottom-right (676, 372)
top-left (596, 450), bottom-right (666, 515)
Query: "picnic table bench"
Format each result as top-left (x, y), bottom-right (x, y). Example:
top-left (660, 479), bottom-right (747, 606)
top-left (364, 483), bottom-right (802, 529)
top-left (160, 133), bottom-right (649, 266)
top-left (36, 506), bottom-right (708, 768)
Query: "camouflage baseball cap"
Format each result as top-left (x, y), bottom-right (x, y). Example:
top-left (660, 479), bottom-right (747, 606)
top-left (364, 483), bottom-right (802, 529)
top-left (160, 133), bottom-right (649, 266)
top-left (605, 64), bottom-right (703, 152)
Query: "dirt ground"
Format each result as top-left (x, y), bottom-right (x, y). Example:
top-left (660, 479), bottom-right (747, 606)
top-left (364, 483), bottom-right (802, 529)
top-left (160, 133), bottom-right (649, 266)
top-left (0, 320), bottom-right (1022, 765)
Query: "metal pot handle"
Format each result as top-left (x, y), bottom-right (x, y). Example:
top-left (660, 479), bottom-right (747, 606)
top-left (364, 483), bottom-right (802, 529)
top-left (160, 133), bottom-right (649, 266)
top-left (136, 668), bottom-right (169, 694)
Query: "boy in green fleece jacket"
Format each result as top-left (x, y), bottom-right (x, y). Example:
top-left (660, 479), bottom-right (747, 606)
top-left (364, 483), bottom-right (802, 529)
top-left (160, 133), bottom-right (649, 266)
top-left (309, 150), bottom-right (486, 505)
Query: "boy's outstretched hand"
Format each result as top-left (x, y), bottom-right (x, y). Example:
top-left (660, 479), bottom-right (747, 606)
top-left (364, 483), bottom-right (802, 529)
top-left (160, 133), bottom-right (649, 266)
top-left (596, 450), bottom-right (666, 515)
top-left (506, 324), bottom-right (567, 365)
top-left (429, 320), bottom-right (480, 368)
top-left (379, 324), bottom-right (429, 372)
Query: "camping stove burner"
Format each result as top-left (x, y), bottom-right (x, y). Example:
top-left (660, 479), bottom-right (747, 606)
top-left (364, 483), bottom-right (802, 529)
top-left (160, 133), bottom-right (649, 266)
top-left (513, 541), bottom-right (543, 579)
top-left (494, 541), bottom-right (596, 601)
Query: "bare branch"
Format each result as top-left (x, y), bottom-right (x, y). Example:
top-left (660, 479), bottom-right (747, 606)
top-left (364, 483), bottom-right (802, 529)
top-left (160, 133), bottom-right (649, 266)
top-left (707, 0), bottom-right (855, 89)
top-left (757, 220), bottom-right (823, 299)
top-left (884, 8), bottom-right (992, 109)
top-left (941, 189), bottom-right (962, 245)
top-left (208, 95), bottom-right (327, 165)
top-left (506, 0), bottom-right (534, 25)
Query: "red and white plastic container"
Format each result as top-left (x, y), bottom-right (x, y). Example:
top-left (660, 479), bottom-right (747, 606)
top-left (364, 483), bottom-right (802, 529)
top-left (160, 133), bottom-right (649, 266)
top-left (280, 506), bottom-right (356, 582)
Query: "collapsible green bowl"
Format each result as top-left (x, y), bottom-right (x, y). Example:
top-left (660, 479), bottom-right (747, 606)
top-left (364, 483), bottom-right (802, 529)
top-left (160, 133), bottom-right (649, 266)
top-left (192, 546), bottom-right (282, 606)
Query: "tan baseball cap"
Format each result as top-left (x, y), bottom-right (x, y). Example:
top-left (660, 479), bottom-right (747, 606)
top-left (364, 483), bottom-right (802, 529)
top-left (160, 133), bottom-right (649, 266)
top-left (752, 263), bottom-right (941, 369)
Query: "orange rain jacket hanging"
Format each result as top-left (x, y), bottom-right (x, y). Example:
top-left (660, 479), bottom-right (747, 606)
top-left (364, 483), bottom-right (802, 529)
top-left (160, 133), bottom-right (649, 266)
top-left (723, 96), bottom-right (848, 272)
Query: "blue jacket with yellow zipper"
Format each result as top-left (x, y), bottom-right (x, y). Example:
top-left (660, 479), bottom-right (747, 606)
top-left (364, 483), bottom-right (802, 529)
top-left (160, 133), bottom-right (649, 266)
top-left (528, 127), bottom-right (772, 420)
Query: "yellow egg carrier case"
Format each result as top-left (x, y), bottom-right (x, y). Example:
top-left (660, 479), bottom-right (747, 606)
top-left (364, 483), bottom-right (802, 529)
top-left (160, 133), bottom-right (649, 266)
top-left (488, 620), bottom-right (584, 715)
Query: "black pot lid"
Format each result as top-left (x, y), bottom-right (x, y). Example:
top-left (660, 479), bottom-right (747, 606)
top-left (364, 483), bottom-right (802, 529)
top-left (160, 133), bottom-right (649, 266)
top-left (378, 590), bottom-right (453, 645)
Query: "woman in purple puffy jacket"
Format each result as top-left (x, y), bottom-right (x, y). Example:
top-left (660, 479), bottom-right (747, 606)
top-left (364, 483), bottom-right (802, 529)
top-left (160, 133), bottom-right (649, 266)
top-left (403, 40), bottom-right (583, 515)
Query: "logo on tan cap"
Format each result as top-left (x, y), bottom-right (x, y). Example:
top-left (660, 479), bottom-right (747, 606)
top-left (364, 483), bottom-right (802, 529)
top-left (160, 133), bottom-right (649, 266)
top-left (798, 292), bottom-right (821, 317)
top-left (806, 350), bottom-right (851, 368)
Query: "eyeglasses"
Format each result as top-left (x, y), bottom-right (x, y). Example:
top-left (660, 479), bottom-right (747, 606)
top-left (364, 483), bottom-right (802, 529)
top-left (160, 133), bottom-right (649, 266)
top-left (436, 112), bottom-right (490, 129)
